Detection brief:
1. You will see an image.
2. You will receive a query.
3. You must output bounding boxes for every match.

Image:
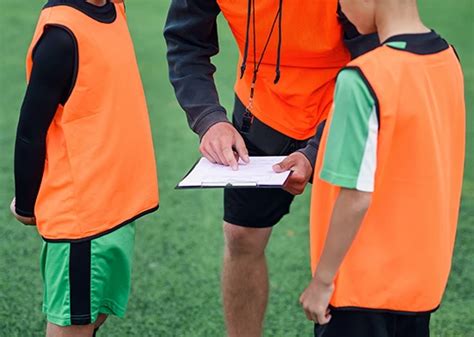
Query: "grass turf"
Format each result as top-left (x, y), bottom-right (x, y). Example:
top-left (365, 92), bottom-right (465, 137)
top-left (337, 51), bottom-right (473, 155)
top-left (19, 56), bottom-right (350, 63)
top-left (0, 1), bottom-right (472, 336)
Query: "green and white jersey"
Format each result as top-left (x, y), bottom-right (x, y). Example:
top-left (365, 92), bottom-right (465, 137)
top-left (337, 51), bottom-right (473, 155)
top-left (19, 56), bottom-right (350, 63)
top-left (320, 69), bottom-right (378, 192)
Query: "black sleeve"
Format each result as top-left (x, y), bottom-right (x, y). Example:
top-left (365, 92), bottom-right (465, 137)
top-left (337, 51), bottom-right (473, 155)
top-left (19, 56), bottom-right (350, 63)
top-left (164, 0), bottom-right (230, 138)
top-left (298, 120), bottom-right (327, 169)
top-left (14, 25), bottom-right (76, 217)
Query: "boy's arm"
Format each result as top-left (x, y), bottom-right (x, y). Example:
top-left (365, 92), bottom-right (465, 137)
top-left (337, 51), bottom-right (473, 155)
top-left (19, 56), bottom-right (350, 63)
top-left (13, 26), bottom-right (75, 221)
top-left (315, 189), bottom-right (371, 283)
top-left (300, 188), bottom-right (371, 323)
top-left (299, 68), bottom-right (379, 323)
top-left (164, 0), bottom-right (230, 138)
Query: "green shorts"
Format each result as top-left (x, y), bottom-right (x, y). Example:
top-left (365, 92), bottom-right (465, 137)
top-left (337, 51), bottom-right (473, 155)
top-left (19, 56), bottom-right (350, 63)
top-left (40, 222), bottom-right (135, 326)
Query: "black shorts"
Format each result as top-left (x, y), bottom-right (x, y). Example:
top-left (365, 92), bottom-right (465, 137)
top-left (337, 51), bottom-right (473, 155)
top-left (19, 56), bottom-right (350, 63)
top-left (314, 310), bottom-right (431, 337)
top-left (223, 97), bottom-right (308, 228)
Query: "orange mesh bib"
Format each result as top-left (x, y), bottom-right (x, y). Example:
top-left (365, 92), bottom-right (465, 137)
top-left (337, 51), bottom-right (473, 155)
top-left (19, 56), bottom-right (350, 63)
top-left (311, 45), bottom-right (465, 312)
top-left (217, 0), bottom-right (350, 139)
top-left (26, 3), bottom-right (159, 240)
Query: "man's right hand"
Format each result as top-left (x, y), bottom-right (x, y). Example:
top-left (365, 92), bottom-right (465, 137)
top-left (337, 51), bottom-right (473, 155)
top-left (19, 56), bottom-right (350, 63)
top-left (200, 122), bottom-right (250, 170)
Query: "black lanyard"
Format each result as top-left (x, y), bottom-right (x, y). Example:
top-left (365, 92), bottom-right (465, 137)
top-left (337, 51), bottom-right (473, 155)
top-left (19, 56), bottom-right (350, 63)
top-left (240, 0), bottom-right (283, 132)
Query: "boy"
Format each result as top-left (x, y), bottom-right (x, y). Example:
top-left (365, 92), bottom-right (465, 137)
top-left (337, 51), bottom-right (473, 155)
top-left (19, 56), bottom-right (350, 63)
top-left (10, 0), bottom-right (159, 336)
top-left (279, 0), bottom-right (465, 336)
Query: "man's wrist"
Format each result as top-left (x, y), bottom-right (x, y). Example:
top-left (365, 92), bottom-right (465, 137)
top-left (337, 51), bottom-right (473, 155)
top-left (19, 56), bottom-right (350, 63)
top-left (193, 109), bottom-right (230, 139)
top-left (297, 144), bottom-right (317, 169)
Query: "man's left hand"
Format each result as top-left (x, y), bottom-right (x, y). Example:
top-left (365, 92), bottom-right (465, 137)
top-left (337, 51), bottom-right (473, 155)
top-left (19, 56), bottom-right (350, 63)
top-left (10, 198), bottom-right (36, 226)
top-left (299, 277), bottom-right (334, 325)
top-left (273, 152), bottom-right (312, 195)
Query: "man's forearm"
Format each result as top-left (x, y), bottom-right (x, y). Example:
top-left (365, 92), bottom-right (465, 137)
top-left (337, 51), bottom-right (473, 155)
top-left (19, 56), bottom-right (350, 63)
top-left (164, 0), bottom-right (230, 137)
top-left (314, 188), bottom-right (372, 284)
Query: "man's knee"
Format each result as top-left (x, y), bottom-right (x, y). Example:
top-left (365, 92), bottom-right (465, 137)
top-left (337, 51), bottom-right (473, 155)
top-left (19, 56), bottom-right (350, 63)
top-left (223, 222), bottom-right (272, 257)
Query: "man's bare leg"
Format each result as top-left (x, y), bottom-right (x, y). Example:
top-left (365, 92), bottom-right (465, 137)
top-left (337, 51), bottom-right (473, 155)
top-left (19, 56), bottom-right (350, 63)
top-left (46, 314), bottom-right (108, 337)
top-left (222, 222), bottom-right (273, 337)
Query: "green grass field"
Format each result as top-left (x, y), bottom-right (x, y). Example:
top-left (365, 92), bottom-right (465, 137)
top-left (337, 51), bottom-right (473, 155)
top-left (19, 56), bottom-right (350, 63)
top-left (0, 1), bottom-right (473, 336)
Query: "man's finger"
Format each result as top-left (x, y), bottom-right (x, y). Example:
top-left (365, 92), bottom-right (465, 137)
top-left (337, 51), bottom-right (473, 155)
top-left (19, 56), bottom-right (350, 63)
top-left (316, 309), bottom-right (330, 325)
top-left (273, 157), bottom-right (295, 173)
top-left (283, 177), bottom-right (305, 195)
top-left (303, 308), bottom-right (313, 321)
top-left (223, 147), bottom-right (238, 170)
top-left (288, 172), bottom-right (306, 183)
top-left (234, 136), bottom-right (249, 163)
top-left (210, 141), bottom-right (228, 165)
top-left (286, 186), bottom-right (302, 196)
top-left (200, 147), bottom-right (218, 164)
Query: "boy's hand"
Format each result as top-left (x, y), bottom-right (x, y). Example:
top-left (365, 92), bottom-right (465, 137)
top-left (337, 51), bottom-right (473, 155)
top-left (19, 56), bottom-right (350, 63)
top-left (10, 198), bottom-right (36, 226)
top-left (299, 276), bottom-right (334, 325)
top-left (273, 152), bottom-right (312, 195)
top-left (200, 122), bottom-right (250, 170)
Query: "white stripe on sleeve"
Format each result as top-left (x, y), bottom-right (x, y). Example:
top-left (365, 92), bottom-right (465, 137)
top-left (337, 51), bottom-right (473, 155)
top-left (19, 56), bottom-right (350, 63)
top-left (356, 107), bottom-right (378, 192)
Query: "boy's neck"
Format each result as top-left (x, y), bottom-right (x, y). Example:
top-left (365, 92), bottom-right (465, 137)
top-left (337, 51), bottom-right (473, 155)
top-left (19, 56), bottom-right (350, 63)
top-left (86, 0), bottom-right (108, 6)
top-left (376, 4), bottom-right (431, 43)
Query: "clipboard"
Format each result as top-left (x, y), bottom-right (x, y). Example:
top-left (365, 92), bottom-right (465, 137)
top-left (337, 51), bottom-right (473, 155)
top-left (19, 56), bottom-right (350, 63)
top-left (176, 156), bottom-right (292, 189)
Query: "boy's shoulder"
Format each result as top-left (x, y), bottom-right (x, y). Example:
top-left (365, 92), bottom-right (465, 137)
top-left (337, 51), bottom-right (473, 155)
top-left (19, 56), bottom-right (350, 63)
top-left (335, 46), bottom-right (388, 89)
top-left (345, 45), bottom-right (392, 71)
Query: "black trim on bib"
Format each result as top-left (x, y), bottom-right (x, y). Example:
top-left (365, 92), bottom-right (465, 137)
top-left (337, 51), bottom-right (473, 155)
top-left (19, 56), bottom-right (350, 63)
top-left (69, 240), bottom-right (92, 325)
top-left (451, 45), bottom-right (461, 62)
top-left (384, 31), bottom-right (449, 55)
top-left (44, 0), bottom-right (117, 24)
top-left (42, 204), bottom-right (159, 243)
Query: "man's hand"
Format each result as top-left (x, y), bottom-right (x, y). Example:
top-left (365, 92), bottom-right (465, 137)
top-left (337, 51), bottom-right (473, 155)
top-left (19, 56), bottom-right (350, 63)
top-left (200, 122), bottom-right (250, 170)
top-left (273, 152), bottom-right (312, 195)
top-left (299, 276), bottom-right (334, 325)
top-left (10, 198), bottom-right (36, 226)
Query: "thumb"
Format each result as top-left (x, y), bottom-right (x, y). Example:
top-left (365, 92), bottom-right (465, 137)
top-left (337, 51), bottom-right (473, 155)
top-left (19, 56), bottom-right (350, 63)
top-left (273, 157), bottom-right (295, 173)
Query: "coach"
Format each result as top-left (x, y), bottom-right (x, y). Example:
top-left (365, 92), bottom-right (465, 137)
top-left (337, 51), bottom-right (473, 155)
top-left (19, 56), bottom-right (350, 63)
top-left (164, 1), bottom-right (378, 336)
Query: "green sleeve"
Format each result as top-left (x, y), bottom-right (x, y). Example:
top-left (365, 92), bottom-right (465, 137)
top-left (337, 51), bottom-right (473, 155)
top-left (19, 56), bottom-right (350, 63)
top-left (319, 69), bottom-right (378, 192)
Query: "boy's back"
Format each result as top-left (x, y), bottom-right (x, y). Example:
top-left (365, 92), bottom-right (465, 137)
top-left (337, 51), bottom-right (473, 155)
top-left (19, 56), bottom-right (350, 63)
top-left (310, 30), bottom-right (465, 314)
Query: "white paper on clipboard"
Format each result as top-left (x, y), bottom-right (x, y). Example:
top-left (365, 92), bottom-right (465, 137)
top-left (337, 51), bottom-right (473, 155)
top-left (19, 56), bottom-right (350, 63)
top-left (177, 156), bottom-right (291, 189)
